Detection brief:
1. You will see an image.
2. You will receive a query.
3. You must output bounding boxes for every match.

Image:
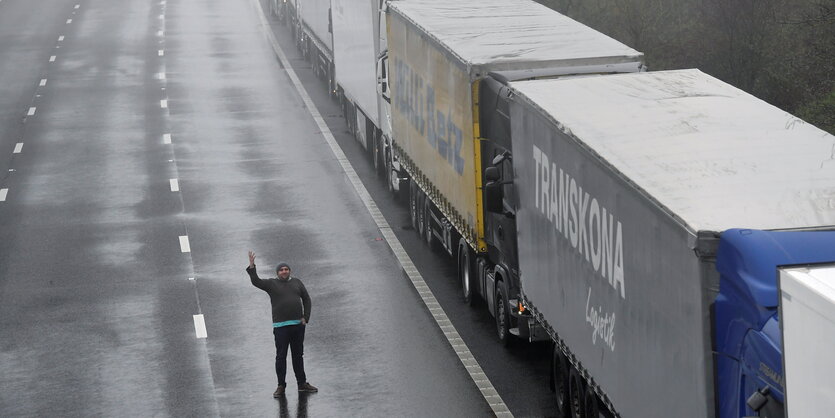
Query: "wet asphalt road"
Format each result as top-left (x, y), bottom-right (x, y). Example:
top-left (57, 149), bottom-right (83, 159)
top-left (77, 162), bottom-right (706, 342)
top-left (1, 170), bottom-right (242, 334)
top-left (0, 0), bottom-right (556, 416)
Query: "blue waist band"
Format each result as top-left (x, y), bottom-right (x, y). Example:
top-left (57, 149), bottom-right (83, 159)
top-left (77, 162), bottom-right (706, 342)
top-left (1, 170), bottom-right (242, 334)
top-left (273, 320), bottom-right (302, 328)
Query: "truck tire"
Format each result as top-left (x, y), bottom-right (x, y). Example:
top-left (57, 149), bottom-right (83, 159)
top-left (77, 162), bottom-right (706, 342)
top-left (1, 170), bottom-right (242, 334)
top-left (409, 181), bottom-right (419, 230)
top-left (495, 284), bottom-right (512, 347)
top-left (569, 367), bottom-right (585, 418)
top-left (584, 389), bottom-right (600, 418)
top-left (417, 191), bottom-right (427, 239)
top-left (458, 242), bottom-right (476, 305)
top-left (386, 150), bottom-right (397, 197)
top-left (372, 133), bottom-right (383, 178)
top-left (552, 348), bottom-right (570, 417)
top-left (423, 197), bottom-right (435, 248)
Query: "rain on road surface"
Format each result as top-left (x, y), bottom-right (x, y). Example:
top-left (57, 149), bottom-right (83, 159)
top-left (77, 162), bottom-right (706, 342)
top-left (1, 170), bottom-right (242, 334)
top-left (0, 0), bottom-right (556, 416)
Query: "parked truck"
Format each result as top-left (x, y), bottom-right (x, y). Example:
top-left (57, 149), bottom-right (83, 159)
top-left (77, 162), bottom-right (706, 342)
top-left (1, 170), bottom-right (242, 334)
top-left (489, 69), bottom-right (835, 417)
top-left (296, 0), bottom-right (335, 95)
top-left (382, 0), bottom-right (643, 311)
top-left (331, 0), bottom-right (387, 172)
top-left (269, 0), bottom-right (296, 30)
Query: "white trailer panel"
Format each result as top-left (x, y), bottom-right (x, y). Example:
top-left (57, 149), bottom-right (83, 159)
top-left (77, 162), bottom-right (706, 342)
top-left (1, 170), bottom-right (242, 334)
top-left (780, 265), bottom-right (835, 417)
top-left (299, 0), bottom-right (332, 55)
top-left (332, 0), bottom-right (379, 126)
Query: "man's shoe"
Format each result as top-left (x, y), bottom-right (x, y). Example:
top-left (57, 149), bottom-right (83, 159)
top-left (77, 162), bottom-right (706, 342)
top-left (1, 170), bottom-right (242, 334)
top-left (298, 382), bottom-right (318, 393)
top-left (273, 384), bottom-right (286, 398)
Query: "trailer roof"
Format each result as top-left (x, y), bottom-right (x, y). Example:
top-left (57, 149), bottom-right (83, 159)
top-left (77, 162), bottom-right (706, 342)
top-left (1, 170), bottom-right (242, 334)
top-left (509, 69), bottom-right (835, 232)
top-left (388, 0), bottom-right (642, 73)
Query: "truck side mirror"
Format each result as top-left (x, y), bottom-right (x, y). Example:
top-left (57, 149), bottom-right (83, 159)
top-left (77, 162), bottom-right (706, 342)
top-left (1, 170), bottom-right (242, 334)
top-left (377, 55), bottom-right (390, 103)
top-left (484, 166), bottom-right (500, 182)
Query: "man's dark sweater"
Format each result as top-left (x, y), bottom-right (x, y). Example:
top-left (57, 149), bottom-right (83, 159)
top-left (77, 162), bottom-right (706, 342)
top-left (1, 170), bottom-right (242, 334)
top-left (247, 266), bottom-right (312, 324)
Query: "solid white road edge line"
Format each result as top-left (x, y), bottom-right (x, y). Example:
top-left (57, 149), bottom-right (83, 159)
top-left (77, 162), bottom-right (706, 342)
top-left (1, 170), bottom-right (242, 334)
top-left (249, 1), bottom-right (513, 416)
top-left (179, 235), bottom-right (191, 253)
top-left (193, 314), bottom-right (208, 339)
top-left (13, 143), bottom-right (23, 153)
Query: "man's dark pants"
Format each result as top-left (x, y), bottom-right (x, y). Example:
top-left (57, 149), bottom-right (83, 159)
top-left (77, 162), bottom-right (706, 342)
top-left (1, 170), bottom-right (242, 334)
top-left (273, 324), bottom-right (306, 386)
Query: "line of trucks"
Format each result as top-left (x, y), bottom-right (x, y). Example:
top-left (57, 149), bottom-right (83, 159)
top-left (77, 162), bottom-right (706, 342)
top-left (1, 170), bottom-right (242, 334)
top-left (267, 0), bottom-right (835, 416)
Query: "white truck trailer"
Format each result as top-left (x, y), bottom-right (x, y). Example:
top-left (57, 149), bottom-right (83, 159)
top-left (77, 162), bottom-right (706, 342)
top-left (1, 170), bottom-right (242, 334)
top-left (296, 0), bottom-right (335, 94)
top-left (779, 264), bottom-right (835, 417)
top-left (331, 0), bottom-right (387, 171)
top-left (492, 68), bottom-right (835, 417)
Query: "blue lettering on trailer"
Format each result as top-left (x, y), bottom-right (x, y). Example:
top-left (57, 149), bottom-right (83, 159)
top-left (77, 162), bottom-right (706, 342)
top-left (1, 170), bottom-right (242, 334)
top-left (393, 58), bottom-right (465, 175)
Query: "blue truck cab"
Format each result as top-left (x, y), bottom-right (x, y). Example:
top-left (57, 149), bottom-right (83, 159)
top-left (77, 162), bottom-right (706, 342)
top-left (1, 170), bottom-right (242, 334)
top-left (715, 228), bottom-right (835, 417)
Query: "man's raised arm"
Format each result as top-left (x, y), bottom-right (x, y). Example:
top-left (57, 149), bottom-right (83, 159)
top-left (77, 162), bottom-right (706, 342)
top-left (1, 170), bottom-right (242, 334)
top-left (247, 251), bottom-right (267, 290)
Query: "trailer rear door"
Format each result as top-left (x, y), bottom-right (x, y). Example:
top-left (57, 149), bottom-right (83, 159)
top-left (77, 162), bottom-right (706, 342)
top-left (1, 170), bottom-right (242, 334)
top-left (779, 264), bottom-right (835, 417)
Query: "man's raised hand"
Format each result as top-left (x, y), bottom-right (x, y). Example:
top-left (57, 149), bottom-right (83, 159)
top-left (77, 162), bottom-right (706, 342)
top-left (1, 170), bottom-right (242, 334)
top-left (248, 251), bottom-right (256, 268)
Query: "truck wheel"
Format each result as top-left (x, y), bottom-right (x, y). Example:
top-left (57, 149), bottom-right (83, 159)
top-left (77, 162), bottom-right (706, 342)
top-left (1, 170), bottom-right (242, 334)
top-left (409, 181), bottom-right (419, 230)
top-left (386, 151), bottom-right (397, 197)
top-left (328, 64), bottom-right (336, 100)
top-left (423, 197), bottom-right (434, 248)
top-left (569, 367), bottom-right (585, 418)
top-left (584, 389), bottom-right (600, 418)
top-left (458, 242), bottom-right (475, 305)
top-left (552, 349), bottom-right (569, 417)
top-left (372, 134), bottom-right (383, 178)
top-left (495, 284), bottom-right (512, 347)
top-left (417, 191), bottom-right (426, 238)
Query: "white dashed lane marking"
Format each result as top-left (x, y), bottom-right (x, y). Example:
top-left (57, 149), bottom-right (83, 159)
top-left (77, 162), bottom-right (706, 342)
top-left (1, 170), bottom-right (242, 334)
top-left (40, 79), bottom-right (47, 86)
top-left (163, 133), bottom-right (171, 144)
top-left (66, 19), bottom-right (72, 24)
top-left (157, 30), bottom-right (164, 37)
top-left (13, 143), bottom-right (23, 154)
top-left (158, 50), bottom-right (164, 56)
top-left (0, 189), bottom-right (7, 202)
top-left (58, 35), bottom-right (65, 42)
top-left (27, 107), bottom-right (36, 116)
top-left (49, 55), bottom-right (56, 62)
top-left (179, 236), bottom-right (191, 253)
top-left (74, 4), bottom-right (79, 9)
top-left (169, 179), bottom-right (179, 192)
top-left (156, 72), bottom-right (166, 80)
top-left (160, 99), bottom-right (168, 109)
top-left (193, 315), bottom-right (207, 339)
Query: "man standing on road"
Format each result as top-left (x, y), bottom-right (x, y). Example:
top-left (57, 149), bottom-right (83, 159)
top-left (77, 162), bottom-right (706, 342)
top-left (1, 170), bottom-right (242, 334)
top-left (247, 251), bottom-right (318, 397)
